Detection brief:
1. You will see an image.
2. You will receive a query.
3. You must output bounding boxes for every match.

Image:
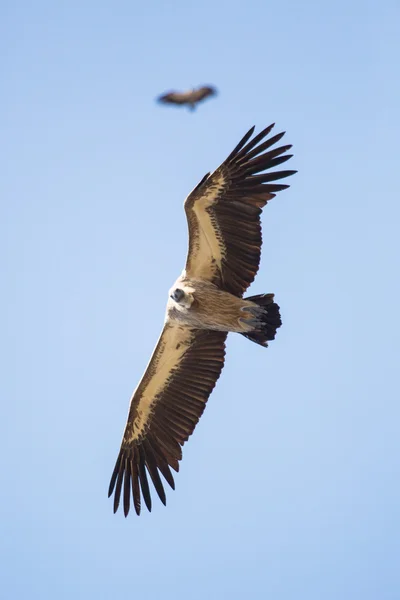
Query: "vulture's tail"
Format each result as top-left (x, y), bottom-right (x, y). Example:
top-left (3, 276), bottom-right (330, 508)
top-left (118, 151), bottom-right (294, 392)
top-left (240, 293), bottom-right (282, 347)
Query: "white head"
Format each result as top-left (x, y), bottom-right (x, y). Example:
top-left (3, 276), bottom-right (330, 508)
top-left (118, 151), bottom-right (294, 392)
top-left (169, 286), bottom-right (194, 310)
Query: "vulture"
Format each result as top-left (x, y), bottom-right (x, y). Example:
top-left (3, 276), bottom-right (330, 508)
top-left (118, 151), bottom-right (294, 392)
top-left (157, 85), bottom-right (217, 110)
top-left (109, 124), bottom-right (296, 516)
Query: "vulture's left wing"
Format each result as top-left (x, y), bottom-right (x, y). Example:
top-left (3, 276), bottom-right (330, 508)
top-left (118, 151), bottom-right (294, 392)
top-left (157, 91), bottom-right (188, 105)
top-left (109, 322), bottom-right (227, 516)
top-left (184, 124), bottom-right (296, 297)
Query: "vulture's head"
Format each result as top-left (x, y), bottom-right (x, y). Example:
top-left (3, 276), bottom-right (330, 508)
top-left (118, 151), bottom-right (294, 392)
top-left (169, 287), bottom-right (194, 309)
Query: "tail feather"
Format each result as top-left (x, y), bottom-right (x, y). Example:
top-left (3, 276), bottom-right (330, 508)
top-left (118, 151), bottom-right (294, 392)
top-left (240, 293), bottom-right (282, 347)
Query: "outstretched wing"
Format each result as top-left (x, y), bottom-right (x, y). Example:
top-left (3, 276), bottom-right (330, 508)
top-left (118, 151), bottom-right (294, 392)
top-left (191, 85), bottom-right (217, 103)
top-left (109, 322), bottom-right (227, 516)
top-left (184, 124), bottom-right (296, 297)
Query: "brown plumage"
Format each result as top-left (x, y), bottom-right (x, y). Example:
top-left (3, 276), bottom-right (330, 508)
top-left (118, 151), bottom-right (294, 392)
top-left (157, 85), bottom-right (217, 110)
top-left (109, 124), bottom-right (296, 516)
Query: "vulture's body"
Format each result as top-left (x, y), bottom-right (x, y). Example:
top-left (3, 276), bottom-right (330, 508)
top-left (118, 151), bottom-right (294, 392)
top-left (109, 124), bottom-right (296, 516)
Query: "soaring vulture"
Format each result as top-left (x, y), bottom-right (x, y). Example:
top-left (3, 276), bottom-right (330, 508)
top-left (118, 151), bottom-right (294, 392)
top-left (157, 85), bottom-right (217, 110)
top-left (109, 124), bottom-right (296, 516)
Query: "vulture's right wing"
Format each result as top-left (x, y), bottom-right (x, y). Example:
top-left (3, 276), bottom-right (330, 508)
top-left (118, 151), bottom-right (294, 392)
top-left (109, 322), bottom-right (227, 516)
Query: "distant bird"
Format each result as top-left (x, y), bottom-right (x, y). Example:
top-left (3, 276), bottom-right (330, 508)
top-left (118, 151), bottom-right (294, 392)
top-left (109, 124), bottom-right (296, 516)
top-left (157, 85), bottom-right (217, 110)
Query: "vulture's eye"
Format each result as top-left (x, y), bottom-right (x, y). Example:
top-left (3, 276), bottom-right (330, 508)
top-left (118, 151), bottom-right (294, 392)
top-left (171, 288), bottom-right (185, 302)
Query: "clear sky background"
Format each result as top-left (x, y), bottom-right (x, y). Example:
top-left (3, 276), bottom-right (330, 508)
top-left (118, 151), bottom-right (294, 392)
top-left (2, 1), bottom-right (400, 598)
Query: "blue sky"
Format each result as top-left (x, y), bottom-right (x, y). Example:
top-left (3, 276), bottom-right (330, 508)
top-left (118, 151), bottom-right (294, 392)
top-left (2, 0), bottom-right (400, 598)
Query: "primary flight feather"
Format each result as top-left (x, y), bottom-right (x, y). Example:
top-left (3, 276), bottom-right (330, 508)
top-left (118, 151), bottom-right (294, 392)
top-left (109, 124), bottom-right (296, 516)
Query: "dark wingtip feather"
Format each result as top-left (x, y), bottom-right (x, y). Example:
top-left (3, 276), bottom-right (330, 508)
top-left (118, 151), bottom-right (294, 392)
top-left (138, 447), bottom-right (152, 512)
top-left (233, 123), bottom-right (276, 162)
top-left (113, 461), bottom-right (124, 514)
top-left (142, 440), bottom-right (167, 505)
top-left (123, 459), bottom-right (131, 517)
top-left (226, 126), bottom-right (256, 162)
top-left (108, 456), bottom-right (120, 498)
top-left (250, 169), bottom-right (298, 184)
top-left (192, 172), bottom-right (210, 194)
top-left (269, 154), bottom-right (293, 167)
top-left (264, 183), bottom-right (291, 192)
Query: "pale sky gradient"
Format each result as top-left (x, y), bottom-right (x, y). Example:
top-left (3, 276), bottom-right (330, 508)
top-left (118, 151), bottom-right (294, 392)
top-left (2, 1), bottom-right (400, 599)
